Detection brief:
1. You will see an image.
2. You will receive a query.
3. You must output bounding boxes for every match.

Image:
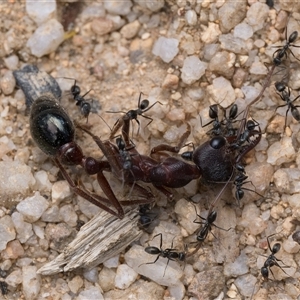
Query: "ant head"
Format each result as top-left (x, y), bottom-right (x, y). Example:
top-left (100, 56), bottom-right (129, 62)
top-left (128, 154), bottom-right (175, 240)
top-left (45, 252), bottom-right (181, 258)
top-left (275, 81), bottom-right (286, 93)
top-left (209, 104), bottom-right (219, 119)
top-left (210, 136), bottom-right (226, 149)
top-left (246, 120), bottom-right (256, 131)
top-left (139, 99), bottom-right (149, 110)
top-left (71, 83), bottom-right (81, 96)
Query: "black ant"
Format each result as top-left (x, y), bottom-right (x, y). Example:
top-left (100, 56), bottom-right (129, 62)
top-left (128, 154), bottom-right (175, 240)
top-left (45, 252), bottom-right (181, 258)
top-left (274, 81), bottom-right (300, 129)
top-left (107, 92), bottom-right (161, 143)
top-left (200, 104), bottom-right (222, 136)
top-left (30, 95), bottom-right (154, 219)
top-left (139, 233), bottom-right (186, 276)
top-left (0, 281), bottom-right (8, 296)
top-left (201, 104), bottom-right (240, 138)
top-left (137, 204), bottom-right (160, 233)
top-left (69, 79), bottom-right (93, 121)
top-left (260, 233), bottom-right (290, 281)
top-left (193, 209), bottom-right (230, 242)
top-left (273, 31), bottom-right (300, 66)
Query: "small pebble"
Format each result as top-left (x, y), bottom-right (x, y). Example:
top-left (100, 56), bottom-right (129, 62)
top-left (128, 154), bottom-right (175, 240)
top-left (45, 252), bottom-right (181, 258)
top-left (26, 0), bottom-right (56, 25)
top-left (27, 19), bottom-right (64, 58)
top-left (152, 37), bottom-right (179, 63)
top-left (206, 76), bottom-right (235, 108)
top-left (41, 206), bottom-right (60, 223)
top-left (181, 56), bottom-right (207, 85)
top-left (218, 1), bottom-right (247, 33)
top-left (3, 54), bottom-right (19, 70)
top-left (59, 204), bottom-right (78, 227)
top-left (234, 274), bottom-right (257, 298)
top-left (246, 2), bottom-right (269, 33)
top-left (162, 74), bottom-right (179, 89)
top-left (22, 266), bottom-right (41, 300)
top-left (77, 286), bottom-right (104, 300)
top-left (135, 0), bottom-right (164, 12)
top-left (17, 192), bottom-right (49, 223)
top-left (0, 216), bottom-right (16, 251)
top-left (104, 0), bottom-right (132, 16)
top-left (0, 70), bottom-right (16, 95)
top-left (5, 269), bottom-right (22, 288)
top-left (91, 18), bottom-right (114, 36)
top-left (267, 137), bottom-right (296, 165)
top-left (120, 20), bottom-right (141, 39)
top-left (224, 251), bottom-right (248, 277)
top-left (185, 10), bottom-right (197, 26)
top-left (114, 264), bottom-right (138, 289)
top-left (68, 275), bottom-right (83, 294)
top-left (11, 212), bottom-right (33, 244)
top-left (51, 181), bottom-right (71, 204)
top-left (233, 23), bottom-right (253, 40)
top-left (99, 267), bottom-right (116, 292)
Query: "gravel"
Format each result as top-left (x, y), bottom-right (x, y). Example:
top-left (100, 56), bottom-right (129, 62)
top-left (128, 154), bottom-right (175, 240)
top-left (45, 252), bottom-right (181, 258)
top-left (1, 1), bottom-right (300, 299)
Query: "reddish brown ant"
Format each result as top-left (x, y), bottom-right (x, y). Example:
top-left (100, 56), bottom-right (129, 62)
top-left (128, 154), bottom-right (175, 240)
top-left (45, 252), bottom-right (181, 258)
top-left (29, 95), bottom-right (153, 219)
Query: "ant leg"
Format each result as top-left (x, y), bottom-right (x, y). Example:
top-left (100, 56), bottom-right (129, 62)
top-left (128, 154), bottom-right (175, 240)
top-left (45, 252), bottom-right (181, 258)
top-left (96, 172), bottom-right (125, 218)
top-left (150, 123), bottom-right (191, 156)
top-left (153, 185), bottom-right (174, 201)
top-left (54, 158), bottom-right (123, 218)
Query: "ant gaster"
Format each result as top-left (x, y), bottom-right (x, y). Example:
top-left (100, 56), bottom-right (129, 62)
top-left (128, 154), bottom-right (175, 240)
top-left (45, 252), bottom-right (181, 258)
top-left (139, 233), bottom-right (186, 276)
top-left (30, 95), bottom-right (153, 219)
top-left (261, 233), bottom-right (290, 280)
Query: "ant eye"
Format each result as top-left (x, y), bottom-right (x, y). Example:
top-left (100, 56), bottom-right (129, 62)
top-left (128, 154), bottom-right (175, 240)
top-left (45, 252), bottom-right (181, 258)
top-left (210, 136), bottom-right (226, 149)
top-left (140, 99), bottom-right (149, 110)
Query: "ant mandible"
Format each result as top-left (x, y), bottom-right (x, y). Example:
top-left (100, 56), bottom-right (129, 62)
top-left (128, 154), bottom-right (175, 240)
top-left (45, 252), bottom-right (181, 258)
top-left (139, 233), bottom-right (186, 276)
top-left (30, 95), bottom-right (154, 219)
top-left (260, 233), bottom-right (290, 280)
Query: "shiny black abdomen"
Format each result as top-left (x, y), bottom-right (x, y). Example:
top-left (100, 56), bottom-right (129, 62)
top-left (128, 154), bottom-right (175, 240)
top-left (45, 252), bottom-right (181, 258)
top-left (30, 95), bottom-right (75, 156)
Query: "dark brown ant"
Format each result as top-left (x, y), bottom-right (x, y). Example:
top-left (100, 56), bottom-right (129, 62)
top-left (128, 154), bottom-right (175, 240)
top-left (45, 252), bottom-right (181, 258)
top-left (79, 123), bottom-right (200, 201)
top-left (274, 81), bottom-right (300, 128)
top-left (107, 92), bottom-right (161, 142)
top-left (261, 234), bottom-right (290, 281)
top-left (139, 233), bottom-right (186, 276)
top-left (30, 95), bottom-right (153, 219)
